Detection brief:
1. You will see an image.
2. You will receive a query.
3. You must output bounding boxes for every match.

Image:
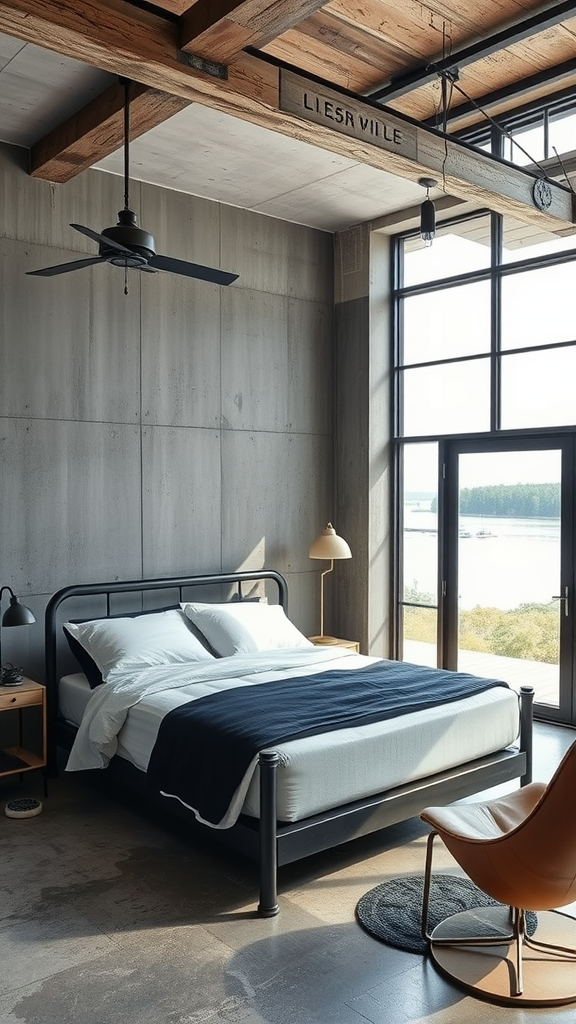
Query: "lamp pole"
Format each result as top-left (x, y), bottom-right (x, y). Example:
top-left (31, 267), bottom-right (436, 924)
top-left (319, 560), bottom-right (334, 639)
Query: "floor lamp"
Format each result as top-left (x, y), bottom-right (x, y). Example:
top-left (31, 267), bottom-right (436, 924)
top-left (309, 523), bottom-right (351, 643)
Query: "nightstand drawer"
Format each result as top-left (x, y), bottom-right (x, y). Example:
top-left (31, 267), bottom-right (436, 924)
top-left (0, 687), bottom-right (43, 710)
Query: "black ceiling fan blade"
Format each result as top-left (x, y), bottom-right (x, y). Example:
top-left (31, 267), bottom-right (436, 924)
top-left (70, 223), bottom-right (133, 254)
top-left (26, 256), bottom-right (105, 277)
top-left (148, 253), bottom-right (239, 286)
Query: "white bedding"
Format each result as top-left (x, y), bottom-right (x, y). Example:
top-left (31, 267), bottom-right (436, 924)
top-left (62, 649), bottom-right (521, 829)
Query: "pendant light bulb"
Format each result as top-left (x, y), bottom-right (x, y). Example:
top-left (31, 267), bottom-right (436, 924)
top-left (418, 177), bottom-right (437, 247)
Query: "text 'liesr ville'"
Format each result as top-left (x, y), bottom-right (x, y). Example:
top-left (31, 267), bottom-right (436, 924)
top-left (303, 93), bottom-right (403, 145)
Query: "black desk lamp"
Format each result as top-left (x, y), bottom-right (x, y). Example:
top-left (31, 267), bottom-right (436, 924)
top-left (0, 586), bottom-right (36, 686)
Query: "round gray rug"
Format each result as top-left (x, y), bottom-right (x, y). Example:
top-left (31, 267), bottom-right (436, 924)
top-left (356, 874), bottom-right (537, 954)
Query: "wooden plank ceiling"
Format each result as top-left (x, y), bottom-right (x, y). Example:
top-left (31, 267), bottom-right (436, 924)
top-left (1, 0), bottom-right (576, 228)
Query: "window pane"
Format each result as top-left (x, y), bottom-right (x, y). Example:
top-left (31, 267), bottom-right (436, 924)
top-left (502, 263), bottom-right (576, 349)
top-left (501, 347), bottom-right (576, 428)
top-left (402, 359), bottom-right (491, 436)
top-left (402, 606), bottom-right (437, 667)
top-left (402, 281), bottom-right (491, 364)
top-left (402, 215), bottom-right (491, 287)
top-left (549, 110), bottom-right (576, 161)
top-left (403, 442), bottom-right (438, 605)
top-left (502, 218), bottom-right (576, 263)
top-left (503, 120), bottom-right (545, 166)
top-left (456, 449), bottom-right (561, 707)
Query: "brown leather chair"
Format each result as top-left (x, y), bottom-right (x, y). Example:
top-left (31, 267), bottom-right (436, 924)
top-left (420, 739), bottom-right (576, 1005)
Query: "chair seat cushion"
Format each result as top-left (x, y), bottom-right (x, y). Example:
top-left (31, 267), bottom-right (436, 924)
top-left (421, 782), bottom-right (546, 841)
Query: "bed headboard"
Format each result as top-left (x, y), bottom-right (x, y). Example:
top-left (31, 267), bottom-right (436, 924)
top-left (44, 569), bottom-right (288, 768)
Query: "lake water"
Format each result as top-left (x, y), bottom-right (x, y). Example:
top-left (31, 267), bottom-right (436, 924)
top-left (404, 507), bottom-right (561, 610)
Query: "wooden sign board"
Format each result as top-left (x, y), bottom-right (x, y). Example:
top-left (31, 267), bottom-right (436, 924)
top-left (280, 69), bottom-right (418, 162)
top-left (279, 68), bottom-right (575, 231)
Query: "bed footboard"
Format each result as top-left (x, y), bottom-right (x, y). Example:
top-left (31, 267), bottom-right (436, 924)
top-left (255, 684), bottom-right (534, 917)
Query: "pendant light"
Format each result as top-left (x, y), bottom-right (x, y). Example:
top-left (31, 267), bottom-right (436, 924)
top-left (418, 177), bottom-right (437, 246)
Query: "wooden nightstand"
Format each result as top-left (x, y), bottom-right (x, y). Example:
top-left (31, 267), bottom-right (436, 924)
top-left (309, 637), bottom-right (360, 653)
top-left (0, 678), bottom-right (47, 795)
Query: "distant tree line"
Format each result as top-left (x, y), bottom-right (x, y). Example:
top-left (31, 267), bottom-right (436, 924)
top-left (431, 483), bottom-right (560, 518)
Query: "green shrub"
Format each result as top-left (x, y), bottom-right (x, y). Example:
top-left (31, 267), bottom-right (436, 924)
top-left (403, 585), bottom-right (558, 664)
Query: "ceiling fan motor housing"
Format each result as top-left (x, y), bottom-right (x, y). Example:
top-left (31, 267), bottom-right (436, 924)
top-left (101, 208), bottom-right (156, 266)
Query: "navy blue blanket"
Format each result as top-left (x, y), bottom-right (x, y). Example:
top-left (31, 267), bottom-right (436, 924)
top-left (146, 660), bottom-right (508, 826)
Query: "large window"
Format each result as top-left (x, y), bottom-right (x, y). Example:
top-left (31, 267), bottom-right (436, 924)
top-left (393, 206), bottom-right (576, 725)
top-left (394, 214), bottom-right (576, 440)
top-left (460, 94), bottom-right (576, 171)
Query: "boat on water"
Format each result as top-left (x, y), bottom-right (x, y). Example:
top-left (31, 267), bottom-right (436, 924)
top-left (459, 528), bottom-right (472, 538)
top-left (476, 527), bottom-right (495, 538)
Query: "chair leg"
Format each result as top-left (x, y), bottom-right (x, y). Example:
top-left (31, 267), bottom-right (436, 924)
top-left (422, 829), bottom-right (515, 949)
top-left (422, 833), bottom-right (576, 1006)
top-left (512, 907), bottom-right (524, 996)
top-left (421, 830), bottom-right (437, 941)
top-left (524, 911), bottom-right (576, 959)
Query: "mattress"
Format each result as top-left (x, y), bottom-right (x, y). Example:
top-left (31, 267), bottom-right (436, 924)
top-left (59, 665), bottom-right (520, 823)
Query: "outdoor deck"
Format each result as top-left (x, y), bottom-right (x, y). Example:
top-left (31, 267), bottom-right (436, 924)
top-left (403, 640), bottom-right (558, 707)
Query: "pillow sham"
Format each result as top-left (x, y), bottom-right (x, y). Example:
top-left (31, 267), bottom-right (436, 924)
top-left (64, 604), bottom-right (184, 688)
top-left (181, 600), bottom-right (313, 657)
top-left (63, 608), bottom-right (215, 687)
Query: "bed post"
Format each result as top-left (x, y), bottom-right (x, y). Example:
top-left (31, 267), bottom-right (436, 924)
top-left (258, 750), bottom-right (280, 917)
top-left (45, 588), bottom-right (63, 777)
top-left (519, 685), bottom-right (534, 787)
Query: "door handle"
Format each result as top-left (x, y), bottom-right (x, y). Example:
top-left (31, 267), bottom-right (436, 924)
top-left (552, 586), bottom-right (569, 616)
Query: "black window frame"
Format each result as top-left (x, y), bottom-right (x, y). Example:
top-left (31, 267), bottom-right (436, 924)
top-left (391, 205), bottom-right (576, 662)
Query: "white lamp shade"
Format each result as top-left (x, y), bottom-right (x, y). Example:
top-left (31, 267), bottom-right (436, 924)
top-left (309, 523), bottom-right (352, 560)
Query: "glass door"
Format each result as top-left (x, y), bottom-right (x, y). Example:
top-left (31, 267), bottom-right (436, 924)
top-left (441, 438), bottom-right (575, 724)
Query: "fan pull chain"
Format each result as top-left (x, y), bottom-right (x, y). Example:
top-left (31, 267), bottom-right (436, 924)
top-left (124, 266), bottom-right (128, 296)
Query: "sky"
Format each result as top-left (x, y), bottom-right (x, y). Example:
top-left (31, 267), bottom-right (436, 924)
top-left (403, 443), bottom-right (562, 494)
top-left (400, 198), bottom-right (576, 492)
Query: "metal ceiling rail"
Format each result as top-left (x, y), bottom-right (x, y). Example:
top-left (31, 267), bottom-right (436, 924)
top-left (366, 0), bottom-right (576, 104)
top-left (424, 59), bottom-right (576, 130)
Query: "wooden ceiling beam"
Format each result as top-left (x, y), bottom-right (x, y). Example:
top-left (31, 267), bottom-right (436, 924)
top-left (179, 0), bottom-right (327, 63)
top-left (31, 80), bottom-right (191, 183)
top-left (0, 0), bottom-right (279, 109)
top-left (0, 0), bottom-right (574, 231)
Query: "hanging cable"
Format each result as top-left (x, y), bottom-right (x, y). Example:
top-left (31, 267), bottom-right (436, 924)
top-left (552, 146), bottom-right (576, 195)
top-left (438, 23), bottom-right (455, 193)
top-left (437, 69), bottom-right (553, 180)
top-left (440, 21), bottom-right (452, 137)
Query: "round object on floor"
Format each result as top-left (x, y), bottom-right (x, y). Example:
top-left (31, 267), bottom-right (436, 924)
top-left (355, 873), bottom-right (535, 954)
top-left (430, 906), bottom-right (576, 1006)
top-left (5, 797), bottom-right (43, 819)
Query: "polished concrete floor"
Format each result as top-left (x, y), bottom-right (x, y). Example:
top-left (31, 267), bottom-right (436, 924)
top-left (1, 722), bottom-right (575, 1024)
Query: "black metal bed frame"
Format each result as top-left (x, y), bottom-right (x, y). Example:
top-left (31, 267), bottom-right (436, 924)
top-left (45, 569), bottom-right (534, 917)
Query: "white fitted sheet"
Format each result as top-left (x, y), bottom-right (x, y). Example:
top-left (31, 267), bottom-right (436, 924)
top-left (59, 668), bottom-right (520, 823)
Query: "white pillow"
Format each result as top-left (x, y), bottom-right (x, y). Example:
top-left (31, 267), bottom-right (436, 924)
top-left (181, 601), bottom-right (314, 656)
top-left (64, 608), bottom-right (215, 681)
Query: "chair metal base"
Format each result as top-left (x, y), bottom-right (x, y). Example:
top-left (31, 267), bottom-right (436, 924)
top-left (430, 906), bottom-right (576, 1006)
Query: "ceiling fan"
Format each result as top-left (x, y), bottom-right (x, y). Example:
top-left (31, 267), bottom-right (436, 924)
top-left (27, 78), bottom-right (239, 288)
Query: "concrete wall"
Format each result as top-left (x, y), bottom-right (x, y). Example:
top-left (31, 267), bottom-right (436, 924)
top-left (334, 224), bottom-right (392, 658)
top-left (0, 143), bottom-right (336, 680)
